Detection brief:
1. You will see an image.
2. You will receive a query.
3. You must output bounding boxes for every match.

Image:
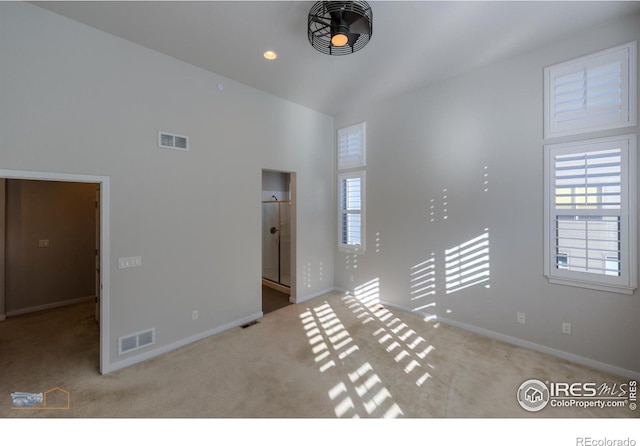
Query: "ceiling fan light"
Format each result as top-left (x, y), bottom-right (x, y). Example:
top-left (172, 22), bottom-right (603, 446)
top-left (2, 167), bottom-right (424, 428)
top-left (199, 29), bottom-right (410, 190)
top-left (331, 33), bottom-right (348, 47)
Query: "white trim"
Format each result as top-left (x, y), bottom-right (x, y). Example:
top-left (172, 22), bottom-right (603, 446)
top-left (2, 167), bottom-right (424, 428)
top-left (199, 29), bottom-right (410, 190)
top-left (295, 287), bottom-right (341, 305)
top-left (0, 315), bottom-right (6, 322)
top-left (5, 295), bottom-right (95, 317)
top-left (103, 311), bottom-right (263, 374)
top-left (381, 299), bottom-right (640, 381)
top-left (0, 169), bottom-right (110, 375)
top-left (548, 277), bottom-right (635, 295)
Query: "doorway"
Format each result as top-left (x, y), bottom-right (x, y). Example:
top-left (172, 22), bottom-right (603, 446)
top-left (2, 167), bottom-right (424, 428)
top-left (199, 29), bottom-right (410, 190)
top-left (0, 169), bottom-right (110, 374)
top-left (262, 170), bottom-right (295, 314)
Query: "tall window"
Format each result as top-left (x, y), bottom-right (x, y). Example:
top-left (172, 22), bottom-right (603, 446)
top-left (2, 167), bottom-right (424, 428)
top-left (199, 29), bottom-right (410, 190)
top-left (544, 135), bottom-right (637, 294)
top-left (337, 122), bottom-right (366, 251)
top-left (543, 41), bottom-right (637, 294)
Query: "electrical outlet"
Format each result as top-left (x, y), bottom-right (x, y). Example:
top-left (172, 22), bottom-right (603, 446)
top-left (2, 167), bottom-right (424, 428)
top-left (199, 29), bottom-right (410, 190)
top-left (517, 312), bottom-right (526, 324)
top-left (192, 310), bottom-right (198, 320)
top-left (562, 322), bottom-right (571, 334)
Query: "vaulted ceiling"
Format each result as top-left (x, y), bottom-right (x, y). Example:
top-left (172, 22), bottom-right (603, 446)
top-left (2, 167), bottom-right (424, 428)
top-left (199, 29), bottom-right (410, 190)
top-left (33, 1), bottom-right (640, 116)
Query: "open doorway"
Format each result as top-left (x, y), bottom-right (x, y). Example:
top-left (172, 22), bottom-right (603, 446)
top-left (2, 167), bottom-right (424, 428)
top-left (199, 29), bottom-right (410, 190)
top-left (262, 170), bottom-right (296, 314)
top-left (2, 179), bottom-right (98, 317)
top-left (0, 169), bottom-right (110, 374)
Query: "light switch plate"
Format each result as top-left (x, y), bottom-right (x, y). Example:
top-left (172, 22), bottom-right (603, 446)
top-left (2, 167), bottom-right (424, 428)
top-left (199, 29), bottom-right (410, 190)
top-left (118, 256), bottom-right (142, 269)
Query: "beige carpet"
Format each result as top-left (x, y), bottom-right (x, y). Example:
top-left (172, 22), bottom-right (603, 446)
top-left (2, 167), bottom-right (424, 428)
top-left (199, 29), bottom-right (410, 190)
top-left (0, 290), bottom-right (637, 419)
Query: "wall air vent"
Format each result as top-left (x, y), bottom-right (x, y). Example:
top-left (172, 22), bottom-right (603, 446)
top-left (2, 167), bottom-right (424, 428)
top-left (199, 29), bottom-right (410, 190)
top-left (158, 131), bottom-right (189, 151)
top-left (118, 328), bottom-right (156, 355)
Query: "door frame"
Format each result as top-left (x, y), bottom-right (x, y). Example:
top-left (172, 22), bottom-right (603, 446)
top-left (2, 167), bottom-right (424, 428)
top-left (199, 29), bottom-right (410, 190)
top-left (261, 169), bottom-right (297, 304)
top-left (0, 169), bottom-right (110, 374)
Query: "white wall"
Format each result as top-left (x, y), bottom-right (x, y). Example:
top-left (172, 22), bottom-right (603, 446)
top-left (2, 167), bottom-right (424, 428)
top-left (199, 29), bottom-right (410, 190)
top-left (0, 2), bottom-right (334, 371)
top-left (334, 13), bottom-right (640, 376)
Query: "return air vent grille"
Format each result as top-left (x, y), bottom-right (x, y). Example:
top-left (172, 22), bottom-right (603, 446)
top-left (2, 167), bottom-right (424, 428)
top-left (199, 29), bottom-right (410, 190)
top-left (158, 131), bottom-right (189, 151)
top-left (118, 328), bottom-right (155, 355)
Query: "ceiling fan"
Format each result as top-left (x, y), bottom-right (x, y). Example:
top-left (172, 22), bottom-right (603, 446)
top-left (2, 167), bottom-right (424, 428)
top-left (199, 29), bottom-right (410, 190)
top-left (308, 1), bottom-right (373, 56)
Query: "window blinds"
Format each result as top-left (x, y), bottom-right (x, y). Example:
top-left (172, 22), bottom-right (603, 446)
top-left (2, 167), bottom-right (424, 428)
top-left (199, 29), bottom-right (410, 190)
top-left (337, 122), bottom-right (366, 170)
top-left (545, 42), bottom-right (635, 137)
top-left (339, 174), bottom-right (363, 247)
top-left (547, 136), bottom-right (632, 283)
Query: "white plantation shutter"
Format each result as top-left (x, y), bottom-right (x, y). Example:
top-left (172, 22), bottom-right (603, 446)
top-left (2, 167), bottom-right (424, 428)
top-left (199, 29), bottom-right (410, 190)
top-left (338, 122), bottom-right (366, 170)
top-left (337, 122), bottom-right (366, 251)
top-left (544, 135), bottom-right (637, 294)
top-left (339, 171), bottom-right (365, 249)
top-left (544, 42), bottom-right (636, 138)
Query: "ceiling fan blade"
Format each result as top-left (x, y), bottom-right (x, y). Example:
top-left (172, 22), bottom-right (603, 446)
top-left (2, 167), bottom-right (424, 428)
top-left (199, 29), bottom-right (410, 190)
top-left (347, 33), bottom-right (360, 47)
top-left (348, 16), bottom-right (370, 35)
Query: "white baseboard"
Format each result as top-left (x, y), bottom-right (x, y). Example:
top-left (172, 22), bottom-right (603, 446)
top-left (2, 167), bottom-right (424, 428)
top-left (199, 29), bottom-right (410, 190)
top-left (295, 287), bottom-right (341, 304)
top-left (380, 299), bottom-right (640, 382)
top-left (6, 295), bottom-right (95, 317)
top-left (0, 314), bottom-right (5, 322)
top-left (103, 311), bottom-right (263, 374)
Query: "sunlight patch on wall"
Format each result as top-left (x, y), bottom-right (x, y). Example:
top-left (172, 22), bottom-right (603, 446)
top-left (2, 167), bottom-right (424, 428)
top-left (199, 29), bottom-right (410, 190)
top-left (344, 252), bottom-right (359, 270)
top-left (483, 165), bottom-right (489, 192)
top-left (302, 262), bottom-right (312, 289)
top-left (445, 228), bottom-right (491, 294)
top-left (429, 188), bottom-right (449, 223)
top-left (410, 254), bottom-right (437, 312)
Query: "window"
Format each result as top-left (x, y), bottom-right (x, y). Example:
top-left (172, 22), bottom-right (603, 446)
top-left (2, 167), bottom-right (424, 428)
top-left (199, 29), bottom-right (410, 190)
top-left (544, 41), bottom-right (636, 138)
top-left (337, 122), bottom-right (366, 251)
top-left (544, 135), bottom-right (637, 294)
top-left (337, 122), bottom-right (366, 170)
top-left (338, 171), bottom-right (365, 249)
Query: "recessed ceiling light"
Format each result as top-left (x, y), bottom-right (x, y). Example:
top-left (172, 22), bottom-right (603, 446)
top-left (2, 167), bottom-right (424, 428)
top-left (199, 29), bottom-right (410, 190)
top-left (263, 51), bottom-right (277, 60)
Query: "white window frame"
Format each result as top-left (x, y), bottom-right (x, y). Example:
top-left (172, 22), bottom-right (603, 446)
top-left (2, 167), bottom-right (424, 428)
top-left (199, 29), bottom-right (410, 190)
top-left (544, 41), bottom-right (637, 138)
top-left (338, 170), bottom-right (366, 252)
top-left (337, 122), bottom-right (366, 170)
top-left (337, 122), bottom-right (366, 252)
top-left (543, 134), bottom-right (637, 294)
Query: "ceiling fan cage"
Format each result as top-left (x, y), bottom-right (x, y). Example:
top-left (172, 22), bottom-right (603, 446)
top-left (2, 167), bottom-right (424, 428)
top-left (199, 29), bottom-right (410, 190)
top-left (308, 1), bottom-right (373, 56)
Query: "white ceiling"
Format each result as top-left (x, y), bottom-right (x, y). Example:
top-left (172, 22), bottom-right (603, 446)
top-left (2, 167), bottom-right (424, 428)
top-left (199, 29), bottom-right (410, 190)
top-left (33, 1), bottom-right (640, 116)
